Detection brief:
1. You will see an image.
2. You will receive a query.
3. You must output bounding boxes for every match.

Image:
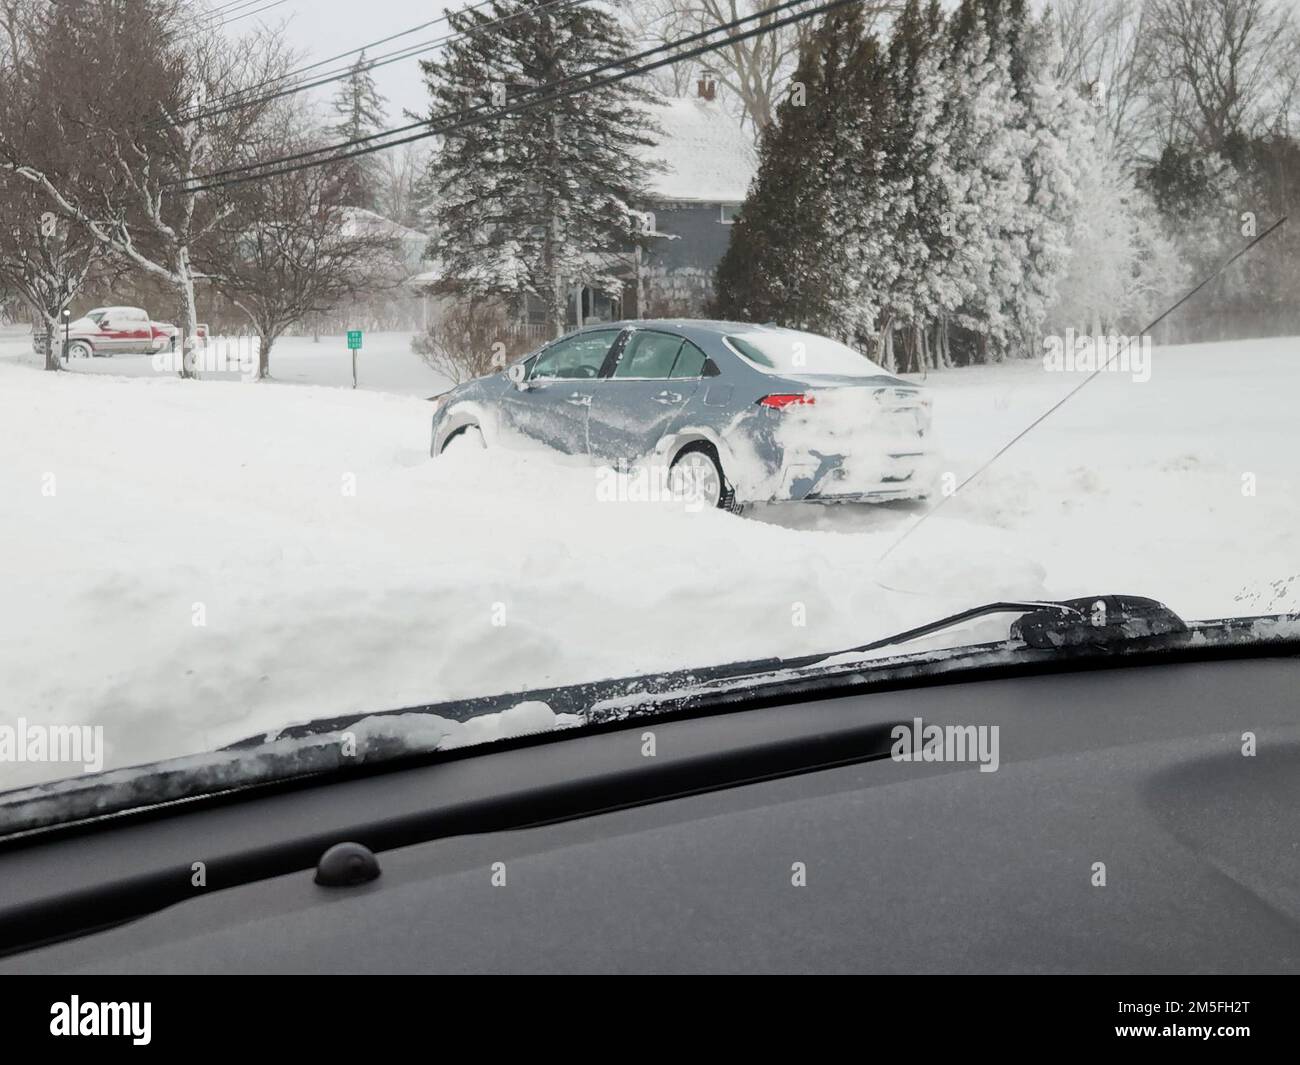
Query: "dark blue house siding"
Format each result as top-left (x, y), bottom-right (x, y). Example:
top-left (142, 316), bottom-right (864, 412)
top-left (637, 200), bottom-right (736, 317)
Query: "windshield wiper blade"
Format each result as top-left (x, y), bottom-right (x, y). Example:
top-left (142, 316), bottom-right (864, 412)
top-left (838, 600), bottom-right (1084, 655)
top-left (1010, 595), bottom-right (1188, 648)
top-left (1, 598), bottom-right (1285, 844)
top-left (221, 597), bottom-right (1184, 746)
top-left (837, 595), bottom-right (1187, 657)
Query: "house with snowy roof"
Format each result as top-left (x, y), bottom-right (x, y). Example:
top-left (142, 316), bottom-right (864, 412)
top-left (340, 207), bottom-right (429, 272)
top-left (409, 78), bottom-right (757, 332)
top-left (629, 78), bottom-right (758, 319)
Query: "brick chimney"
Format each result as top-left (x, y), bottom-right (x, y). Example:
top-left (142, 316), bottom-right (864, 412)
top-left (697, 75), bottom-right (717, 102)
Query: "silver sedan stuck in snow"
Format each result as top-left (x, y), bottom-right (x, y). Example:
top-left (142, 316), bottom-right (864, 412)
top-left (429, 319), bottom-right (936, 511)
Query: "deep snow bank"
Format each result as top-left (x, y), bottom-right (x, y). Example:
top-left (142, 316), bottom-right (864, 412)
top-left (1, 334), bottom-right (1296, 786)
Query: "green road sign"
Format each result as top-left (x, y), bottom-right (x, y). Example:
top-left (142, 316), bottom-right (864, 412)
top-left (347, 330), bottom-right (363, 350)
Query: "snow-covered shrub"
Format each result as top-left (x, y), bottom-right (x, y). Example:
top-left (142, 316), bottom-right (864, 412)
top-left (412, 299), bottom-right (538, 384)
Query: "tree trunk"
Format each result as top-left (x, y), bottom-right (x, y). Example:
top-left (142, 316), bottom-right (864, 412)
top-left (175, 249), bottom-right (200, 380)
top-left (40, 311), bottom-right (62, 372)
top-left (880, 315), bottom-right (895, 373)
top-left (550, 273), bottom-right (565, 339)
top-left (634, 244), bottom-right (644, 319)
top-left (258, 334), bottom-right (273, 380)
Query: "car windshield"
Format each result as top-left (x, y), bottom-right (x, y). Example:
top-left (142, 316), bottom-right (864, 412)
top-left (726, 330), bottom-right (890, 377)
top-left (0, 0), bottom-right (1297, 818)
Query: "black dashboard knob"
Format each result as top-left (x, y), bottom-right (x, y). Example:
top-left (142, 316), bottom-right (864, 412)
top-left (315, 842), bottom-right (381, 887)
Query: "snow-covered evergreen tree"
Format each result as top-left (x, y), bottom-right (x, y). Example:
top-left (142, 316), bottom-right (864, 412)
top-left (1001, 18), bottom-right (1090, 355)
top-left (715, 0), bottom-right (1159, 368)
top-left (937, 0), bottom-right (1089, 363)
top-left (936, 22), bottom-right (1031, 361)
top-left (328, 51), bottom-right (388, 211)
top-left (714, 7), bottom-right (888, 341)
top-left (873, 0), bottom-right (956, 370)
top-left (417, 1), bottom-right (657, 336)
top-left (1048, 124), bottom-right (1184, 336)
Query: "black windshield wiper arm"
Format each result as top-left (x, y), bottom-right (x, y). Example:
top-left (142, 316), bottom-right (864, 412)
top-left (837, 594), bottom-right (1187, 658)
top-left (840, 600), bottom-right (1084, 655)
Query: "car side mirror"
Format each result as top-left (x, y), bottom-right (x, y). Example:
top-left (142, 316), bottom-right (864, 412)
top-left (702, 358), bottom-right (721, 378)
top-left (507, 362), bottom-right (531, 390)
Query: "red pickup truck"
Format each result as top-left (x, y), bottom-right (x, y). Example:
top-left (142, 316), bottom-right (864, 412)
top-left (38, 306), bottom-right (208, 359)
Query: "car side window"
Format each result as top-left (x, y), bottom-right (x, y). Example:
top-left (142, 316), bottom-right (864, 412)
top-left (530, 330), bottom-right (620, 381)
top-left (614, 331), bottom-right (684, 379)
top-left (669, 340), bottom-right (709, 379)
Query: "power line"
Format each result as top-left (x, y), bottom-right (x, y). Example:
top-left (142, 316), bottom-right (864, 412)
top-left (186, 0), bottom-right (834, 191)
top-left (220, 0), bottom-right (288, 25)
top-left (180, 0), bottom-right (797, 185)
top-left (200, 0), bottom-right (264, 19)
top-left (179, 0), bottom-right (833, 192)
top-left (204, 0), bottom-right (287, 27)
top-left (189, 0), bottom-right (503, 118)
top-left (875, 215), bottom-right (1292, 565)
top-left (178, 0), bottom-right (587, 127)
top-left (181, 0), bottom-right (603, 175)
top-left (180, 0), bottom-right (587, 127)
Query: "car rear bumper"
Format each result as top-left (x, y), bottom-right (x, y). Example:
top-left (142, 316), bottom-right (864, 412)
top-left (775, 449), bottom-right (937, 503)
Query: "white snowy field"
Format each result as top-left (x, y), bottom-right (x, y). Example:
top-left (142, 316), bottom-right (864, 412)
top-left (1, 327), bottom-right (1297, 788)
top-left (0, 327), bottom-right (454, 396)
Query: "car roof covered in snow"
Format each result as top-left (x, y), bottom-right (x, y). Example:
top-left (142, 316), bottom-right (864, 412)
top-left (582, 319), bottom-right (787, 335)
top-left (636, 98), bottom-right (757, 204)
top-left (573, 319), bottom-right (802, 349)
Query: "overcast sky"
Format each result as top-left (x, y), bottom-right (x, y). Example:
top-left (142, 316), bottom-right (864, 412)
top-left (215, 0), bottom-right (1051, 129)
top-left (217, 0), bottom-right (456, 123)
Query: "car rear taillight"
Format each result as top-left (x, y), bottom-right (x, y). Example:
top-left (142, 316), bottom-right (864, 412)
top-left (758, 393), bottom-right (815, 409)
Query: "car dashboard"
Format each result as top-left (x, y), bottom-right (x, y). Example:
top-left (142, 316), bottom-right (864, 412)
top-left (1, 653), bottom-right (1297, 974)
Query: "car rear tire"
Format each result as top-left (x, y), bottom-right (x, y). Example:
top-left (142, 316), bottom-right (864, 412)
top-left (670, 443), bottom-right (738, 512)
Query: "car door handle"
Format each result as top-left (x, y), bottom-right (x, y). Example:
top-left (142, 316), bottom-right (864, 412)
top-left (566, 393), bottom-right (592, 407)
top-left (654, 390), bottom-right (682, 404)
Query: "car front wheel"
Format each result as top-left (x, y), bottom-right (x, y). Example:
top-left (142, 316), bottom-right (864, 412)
top-left (441, 425), bottom-right (486, 455)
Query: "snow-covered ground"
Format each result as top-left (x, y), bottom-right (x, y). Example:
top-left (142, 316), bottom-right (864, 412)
top-left (1, 326), bottom-right (1297, 788)
top-left (3, 328), bottom-right (453, 396)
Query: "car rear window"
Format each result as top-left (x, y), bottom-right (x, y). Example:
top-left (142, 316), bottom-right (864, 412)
top-left (669, 340), bottom-right (709, 378)
top-left (615, 331), bottom-right (684, 379)
top-left (726, 331), bottom-right (888, 377)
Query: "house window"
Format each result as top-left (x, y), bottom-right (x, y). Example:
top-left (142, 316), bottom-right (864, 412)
top-left (720, 204), bottom-right (740, 225)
